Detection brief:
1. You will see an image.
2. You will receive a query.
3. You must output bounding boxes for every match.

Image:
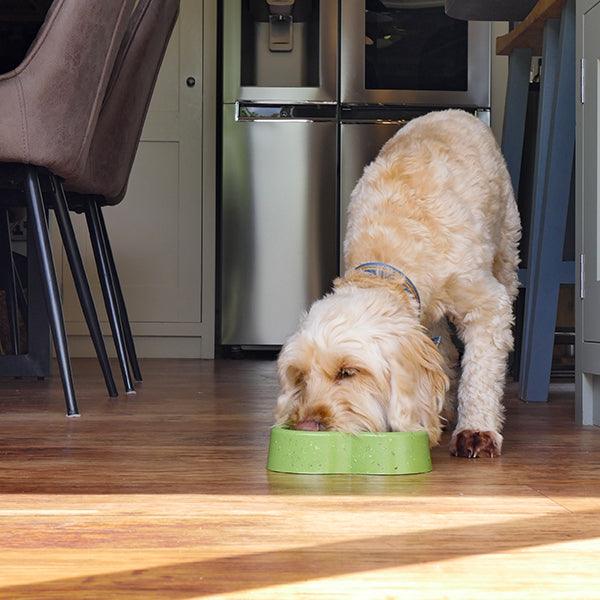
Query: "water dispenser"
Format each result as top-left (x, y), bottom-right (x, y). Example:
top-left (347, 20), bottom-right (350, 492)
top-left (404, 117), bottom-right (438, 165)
top-left (240, 0), bottom-right (320, 88)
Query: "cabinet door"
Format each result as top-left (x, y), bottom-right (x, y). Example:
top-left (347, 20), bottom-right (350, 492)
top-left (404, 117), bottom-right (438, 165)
top-left (582, 1), bottom-right (600, 343)
top-left (577, 0), bottom-right (600, 427)
top-left (62, 0), bottom-right (214, 358)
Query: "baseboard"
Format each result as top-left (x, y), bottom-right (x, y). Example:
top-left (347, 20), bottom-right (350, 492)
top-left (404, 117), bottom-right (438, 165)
top-left (67, 335), bottom-right (213, 359)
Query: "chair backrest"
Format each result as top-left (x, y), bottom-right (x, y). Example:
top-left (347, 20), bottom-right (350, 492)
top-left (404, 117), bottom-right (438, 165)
top-left (65, 0), bottom-right (180, 201)
top-left (0, 0), bottom-right (136, 180)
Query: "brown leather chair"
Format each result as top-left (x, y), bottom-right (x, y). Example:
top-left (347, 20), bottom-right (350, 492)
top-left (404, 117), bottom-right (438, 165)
top-left (0, 0), bottom-right (135, 415)
top-left (64, 0), bottom-right (181, 394)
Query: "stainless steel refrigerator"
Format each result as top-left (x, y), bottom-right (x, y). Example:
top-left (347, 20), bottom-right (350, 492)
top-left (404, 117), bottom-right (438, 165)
top-left (220, 0), bottom-right (491, 348)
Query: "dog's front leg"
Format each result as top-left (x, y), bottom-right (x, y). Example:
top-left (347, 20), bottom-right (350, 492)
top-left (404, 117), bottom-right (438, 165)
top-left (450, 280), bottom-right (514, 458)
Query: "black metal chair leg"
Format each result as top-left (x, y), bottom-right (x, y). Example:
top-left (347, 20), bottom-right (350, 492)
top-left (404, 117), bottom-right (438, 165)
top-left (51, 178), bottom-right (118, 398)
top-left (84, 200), bottom-right (135, 394)
top-left (0, 209), bottom-right (20, 354)
top-left (97, 206), bottom-right (143, 382)
top-left (25, 167), bottom-right (79, 417)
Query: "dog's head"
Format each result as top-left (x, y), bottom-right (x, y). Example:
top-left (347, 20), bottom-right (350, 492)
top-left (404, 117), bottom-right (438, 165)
top-left (275, 282), bottom-right (448, 445)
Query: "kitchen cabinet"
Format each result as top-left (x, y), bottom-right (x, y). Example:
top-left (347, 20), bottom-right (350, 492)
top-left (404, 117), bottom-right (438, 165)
top-left (58, 0), bottom-right (216, 359)
top-left (577, 0), bottom-right (600, 425)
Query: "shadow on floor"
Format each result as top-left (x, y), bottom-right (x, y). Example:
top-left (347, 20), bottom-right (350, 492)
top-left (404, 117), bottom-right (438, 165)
top-left (1, 507), bottom-right (599, 598)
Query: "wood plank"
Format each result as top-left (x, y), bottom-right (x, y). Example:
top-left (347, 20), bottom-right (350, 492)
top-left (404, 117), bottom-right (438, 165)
top-left (496, 0), bottom-right (566, 55)
top-left (0, 360), bottom-right (598, 597)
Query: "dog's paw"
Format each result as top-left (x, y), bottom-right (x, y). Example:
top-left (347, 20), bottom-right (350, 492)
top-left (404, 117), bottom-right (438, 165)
top-left (450, 429), bottom-right (502, 458)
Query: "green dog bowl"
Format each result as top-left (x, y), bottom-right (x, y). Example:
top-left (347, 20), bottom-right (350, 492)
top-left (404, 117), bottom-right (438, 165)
top-left (267, 427), bottom-right (432, 475)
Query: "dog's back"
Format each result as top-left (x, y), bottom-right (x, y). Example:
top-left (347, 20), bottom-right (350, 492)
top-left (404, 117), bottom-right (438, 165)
top-left (344, 109), bottom-right (521, 303)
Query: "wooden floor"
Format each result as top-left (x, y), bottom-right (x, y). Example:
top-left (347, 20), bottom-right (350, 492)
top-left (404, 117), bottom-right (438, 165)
top-left (0, 359), bottom-right (599, 599)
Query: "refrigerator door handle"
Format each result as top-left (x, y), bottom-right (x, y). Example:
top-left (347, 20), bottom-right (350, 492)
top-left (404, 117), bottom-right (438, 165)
top-left (235, 102), bottom-right (337, 122)
top-left (340, 119), bottom-right (410, 126)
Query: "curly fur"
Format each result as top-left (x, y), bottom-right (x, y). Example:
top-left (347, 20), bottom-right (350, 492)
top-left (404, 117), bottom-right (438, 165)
top-left (275, 110), bottom-right (521, 456)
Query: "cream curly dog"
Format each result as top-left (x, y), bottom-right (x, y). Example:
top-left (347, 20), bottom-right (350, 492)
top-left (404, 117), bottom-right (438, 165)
top-left (275, 109), bottom-right (521, 458)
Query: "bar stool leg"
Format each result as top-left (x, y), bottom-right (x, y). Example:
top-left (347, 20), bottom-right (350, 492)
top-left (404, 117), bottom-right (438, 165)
top-left (51, 177), bottom-right (118, 398)
top-left (518, 18), bottom-right (560, 392)
top-left (500, 46), bottom-right (533, 380)
top-left (519, 0), bottom-right (575, 402)
top-left (14, 260), bottom-right (28, 321)
top-left (84, 200), bottom-right (135, 394)
top-left (501, 47), bottom-right (533, 193)
top-left (25, 166), bottom-right (79, 417)
top-left (0, 209), bottom-right (20, 354)
top-left (97, 206), bottom-right (142, 382)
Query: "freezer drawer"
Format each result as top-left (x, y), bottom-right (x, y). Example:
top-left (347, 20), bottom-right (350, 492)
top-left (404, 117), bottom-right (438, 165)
top-left (340, 121), bottom-right (406, 270)
top-left (339, 108), bottom-right (490, 271)
top-left (221, 104), bottom-right (338, 346)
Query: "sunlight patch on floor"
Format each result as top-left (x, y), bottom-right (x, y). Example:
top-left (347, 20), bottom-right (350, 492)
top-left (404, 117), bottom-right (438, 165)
top-left (204, 539), bottom-right (600, 600)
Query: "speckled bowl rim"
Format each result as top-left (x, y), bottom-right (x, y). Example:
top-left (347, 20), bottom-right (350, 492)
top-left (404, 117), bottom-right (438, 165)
top-left (267, 426), bottom-right (432, 475)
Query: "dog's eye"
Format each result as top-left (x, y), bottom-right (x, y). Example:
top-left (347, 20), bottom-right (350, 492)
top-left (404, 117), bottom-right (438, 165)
top-left (337, 367), bottom-right (358, 380)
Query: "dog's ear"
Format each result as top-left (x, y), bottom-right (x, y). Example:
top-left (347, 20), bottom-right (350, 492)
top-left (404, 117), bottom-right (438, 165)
top-left (387, 329), bottom-right (449, 446)
top-left (274, 338), bottom-right (303, 426)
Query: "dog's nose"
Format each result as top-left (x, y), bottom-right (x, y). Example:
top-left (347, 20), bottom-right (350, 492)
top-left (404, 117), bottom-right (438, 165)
top-left (294, 420), bottom-right (322, 431)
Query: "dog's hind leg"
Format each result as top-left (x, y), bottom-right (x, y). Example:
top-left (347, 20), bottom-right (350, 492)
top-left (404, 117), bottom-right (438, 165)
top-left (493, 195), bottom-right (521, 303)
top-left (427, 317), bottom-right (459, 427)
top-left (449, 276), bottom-right (514, 458)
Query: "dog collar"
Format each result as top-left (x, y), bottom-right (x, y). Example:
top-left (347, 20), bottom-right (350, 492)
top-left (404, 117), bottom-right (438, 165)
top-left (354, 261), bottom-right (421, 314)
